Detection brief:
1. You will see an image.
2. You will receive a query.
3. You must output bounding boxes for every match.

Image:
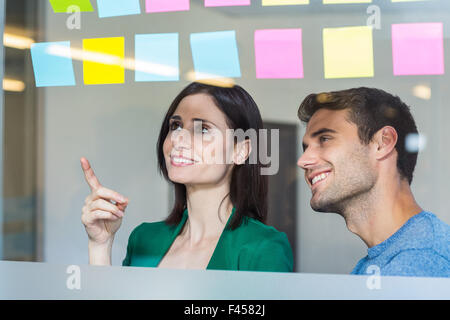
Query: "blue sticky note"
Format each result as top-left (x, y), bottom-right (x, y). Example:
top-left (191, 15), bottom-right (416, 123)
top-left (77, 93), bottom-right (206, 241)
top-left (30, 41), bottom-right (76, 87)
top-left (190, 30), bottom-right (241, 79)
top-left (96, 0), bottom-right (141, 18)
top-left (135, 33), bottom-right (179, 82)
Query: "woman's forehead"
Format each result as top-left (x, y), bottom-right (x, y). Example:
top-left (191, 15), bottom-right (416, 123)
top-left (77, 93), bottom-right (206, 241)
top-left (173, 93), bottom-right (229, 127)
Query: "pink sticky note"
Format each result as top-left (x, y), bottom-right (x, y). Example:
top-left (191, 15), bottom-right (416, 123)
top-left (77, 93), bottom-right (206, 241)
top-left (392, 23), bottom-right (444, 76)
top-left (255, 29), bottom-right (304, 79)
top-left (205, 0), bottom-right (250, 7)
top-left (146, 0), bottom-right (190, 12)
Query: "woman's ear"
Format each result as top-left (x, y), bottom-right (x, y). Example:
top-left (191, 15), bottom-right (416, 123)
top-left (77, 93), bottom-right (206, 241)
top-left (374, 126), bottom-right (398, 160)
top-left (233, 139), bottom-right (252, 165)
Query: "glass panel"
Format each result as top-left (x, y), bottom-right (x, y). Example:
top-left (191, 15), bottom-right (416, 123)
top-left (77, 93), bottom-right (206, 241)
top-left (2, 0), bottom-right (449, 277)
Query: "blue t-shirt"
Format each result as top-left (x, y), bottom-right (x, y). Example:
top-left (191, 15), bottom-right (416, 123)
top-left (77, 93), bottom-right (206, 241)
top-left (351, 211), bottom-right (450, 277)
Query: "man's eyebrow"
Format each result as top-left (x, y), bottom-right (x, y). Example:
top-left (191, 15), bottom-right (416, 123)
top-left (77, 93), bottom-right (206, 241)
top-left (302, 128), bottom-right (337, 152)
top-left (311, 128), bottom-right (338, 138)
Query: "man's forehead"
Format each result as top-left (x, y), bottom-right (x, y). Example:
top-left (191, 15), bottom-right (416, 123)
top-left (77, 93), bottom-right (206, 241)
top-left (304, 108), bottom-right (350, 135)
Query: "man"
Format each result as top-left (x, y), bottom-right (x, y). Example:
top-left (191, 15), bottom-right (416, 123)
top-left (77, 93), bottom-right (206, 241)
top-left (296, 87), bottom-right (449, 277)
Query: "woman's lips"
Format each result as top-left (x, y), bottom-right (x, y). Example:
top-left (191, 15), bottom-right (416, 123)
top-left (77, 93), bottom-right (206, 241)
top-left (170, 156), bottom-right (196, 167)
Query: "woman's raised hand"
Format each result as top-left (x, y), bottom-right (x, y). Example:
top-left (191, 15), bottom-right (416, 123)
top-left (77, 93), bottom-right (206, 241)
top-left (80, 157), bottom-right (129, 246)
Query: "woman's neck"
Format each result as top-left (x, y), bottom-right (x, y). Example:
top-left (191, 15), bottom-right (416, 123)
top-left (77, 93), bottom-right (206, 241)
top-left (182, 181), bottom-right (233, 246)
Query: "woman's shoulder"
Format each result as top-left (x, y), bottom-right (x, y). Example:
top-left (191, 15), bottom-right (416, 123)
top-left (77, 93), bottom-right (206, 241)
top-left (231, 216), bottom-right (290, 245)
top-left (129, 220), bottom-right (176, 241)
top-left (226, 216), bottom-right (293, 272)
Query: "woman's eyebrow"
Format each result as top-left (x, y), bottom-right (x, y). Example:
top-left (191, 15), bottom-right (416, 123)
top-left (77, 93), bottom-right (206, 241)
top-left (169, 115), bottom-right (181, 121)
top-left (170, 115), bottom-right (218, 127)
top-left (192, 118), bottom-right (217, 127)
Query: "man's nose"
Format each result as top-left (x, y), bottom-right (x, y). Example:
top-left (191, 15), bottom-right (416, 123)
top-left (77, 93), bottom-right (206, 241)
top-left (297, 148), bottom-right (318, 170)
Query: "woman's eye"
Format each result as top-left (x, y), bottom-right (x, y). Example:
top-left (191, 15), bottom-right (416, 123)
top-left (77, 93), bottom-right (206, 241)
top-left (170, 122), bottom-right (181, 131)
top-left (194, 125), bottom-right (209, 134)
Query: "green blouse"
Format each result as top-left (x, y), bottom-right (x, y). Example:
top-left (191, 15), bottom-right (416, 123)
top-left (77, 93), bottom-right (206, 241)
top-left (122, 208), bottom-right (294, 272)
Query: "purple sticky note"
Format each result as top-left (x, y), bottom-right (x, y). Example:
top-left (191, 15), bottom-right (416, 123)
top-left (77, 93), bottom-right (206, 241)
top-left (254, 29), bottom-right (304, 79)
top-left (205, 0), bottom-right (250, 7)
top-left (392, 23), bottom-right (445, 76)
top-left (146, 0), bottom-right (190, 12)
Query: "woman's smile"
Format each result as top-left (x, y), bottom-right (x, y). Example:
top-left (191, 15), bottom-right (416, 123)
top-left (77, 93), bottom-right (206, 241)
top-left (170, 155), bottom-right (196, 167)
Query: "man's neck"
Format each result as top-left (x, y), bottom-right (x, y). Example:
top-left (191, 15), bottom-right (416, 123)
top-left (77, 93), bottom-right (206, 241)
top-left (343, 179), bottom-right (423, 248)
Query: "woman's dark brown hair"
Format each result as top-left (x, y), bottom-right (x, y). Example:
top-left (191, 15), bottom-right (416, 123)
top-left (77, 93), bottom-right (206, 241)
top-left (157, 82), bottom-right (268, 230)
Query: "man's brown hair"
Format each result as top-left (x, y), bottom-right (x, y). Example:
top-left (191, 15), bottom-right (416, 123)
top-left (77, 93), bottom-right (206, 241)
top-left (298, 87), bottom-right (419, 185)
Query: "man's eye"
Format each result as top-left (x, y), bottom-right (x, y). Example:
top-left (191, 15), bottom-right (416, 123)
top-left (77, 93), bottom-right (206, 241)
top-left (319, 136), bottom-right (330, 143)
top-left (202, 127), bottom-right (209, 134)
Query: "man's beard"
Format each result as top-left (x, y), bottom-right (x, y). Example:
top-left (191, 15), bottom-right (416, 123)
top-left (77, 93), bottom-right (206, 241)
top-left (311, 179), bottom-right (375, 216)
top-left (310, 150), bottom-right (376, 217)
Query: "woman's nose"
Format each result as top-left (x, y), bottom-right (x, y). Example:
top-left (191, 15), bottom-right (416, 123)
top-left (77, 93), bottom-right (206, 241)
top-left (171, 128), bottom-right (192, 150)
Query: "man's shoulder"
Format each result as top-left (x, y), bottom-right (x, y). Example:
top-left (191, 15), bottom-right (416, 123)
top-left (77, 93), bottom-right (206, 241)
top-left (383, 248), bottom-right (450, 277)
top-left (380, 211), bottom-right (450, 277)
top-left (418, 212), bottom-right (450, 258)
top-left (397, 211), bottom-right (449, 251)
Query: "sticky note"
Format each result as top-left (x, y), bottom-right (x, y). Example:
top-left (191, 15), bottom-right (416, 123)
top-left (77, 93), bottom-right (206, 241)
top-left (323, 26), bottom-right (374, 79)
top-left (254, 29), bottom-right (304, 79)
top-left (190, 31), bottom-right (241, 79)
top-left (204, 0), bottom-right (250, 7)
top-left (392, 23), bottom-right (444, 76)
top-left (30, 41), bottom-right (76, 87)
top-left (323, 0), bottom-right (371, 3)
top-left (145, 0), bottom-right (190, 12)
top-left (262, 0), bottom-right (309, 5)
top-left (96, 0), bottom-right (141, 18)
top-left (135, 33), bottom-right (179, 82)
top-left (49, 0), bottom-right (94, 12)
top-left (83, 37), bottom-right (125, 85)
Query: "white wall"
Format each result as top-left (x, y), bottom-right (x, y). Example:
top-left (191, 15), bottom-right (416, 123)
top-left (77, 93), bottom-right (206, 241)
top-left (42, 1), bottom-right (450, 272)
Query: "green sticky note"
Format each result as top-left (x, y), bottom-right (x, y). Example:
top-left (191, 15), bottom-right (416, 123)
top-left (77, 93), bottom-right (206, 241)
top-left (49, 0), bottom-right (94, 13)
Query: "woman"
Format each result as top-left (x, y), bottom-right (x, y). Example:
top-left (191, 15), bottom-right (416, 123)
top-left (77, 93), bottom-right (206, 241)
top-left (81, 82), bottom-right (293, 272)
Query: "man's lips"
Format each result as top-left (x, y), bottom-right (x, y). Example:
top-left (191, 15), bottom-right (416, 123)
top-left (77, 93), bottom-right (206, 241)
top-left (307, 170), bottom-right (332, 188)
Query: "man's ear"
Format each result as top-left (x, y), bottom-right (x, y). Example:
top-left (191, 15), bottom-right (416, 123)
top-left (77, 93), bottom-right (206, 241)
top-left (233, 139), bottom-right (252, 165)
top-left (373, 126), bottom-right (398, 160)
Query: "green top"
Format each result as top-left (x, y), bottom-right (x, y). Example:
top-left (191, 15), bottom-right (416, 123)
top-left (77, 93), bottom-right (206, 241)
top-left (122, 208), bottom-right (294, 272)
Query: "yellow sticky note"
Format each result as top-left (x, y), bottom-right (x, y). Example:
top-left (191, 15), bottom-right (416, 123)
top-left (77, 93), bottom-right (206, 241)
top-left (83, 37), bottom-right (125, 85)
top-left (323, 26), bottom-right (374, 79)
top-left (323, 0), bottom-right (371, 4)
top-left (262, 0), bottom-right (309, 5)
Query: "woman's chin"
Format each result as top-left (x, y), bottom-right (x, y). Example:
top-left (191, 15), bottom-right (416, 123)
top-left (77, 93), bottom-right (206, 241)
top-left (168, 171), bottom-right (194, 185)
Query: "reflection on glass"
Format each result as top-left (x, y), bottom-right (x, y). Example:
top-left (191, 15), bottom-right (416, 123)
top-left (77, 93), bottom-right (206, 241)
top-left (1, 0), bottom-right (449, 277)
